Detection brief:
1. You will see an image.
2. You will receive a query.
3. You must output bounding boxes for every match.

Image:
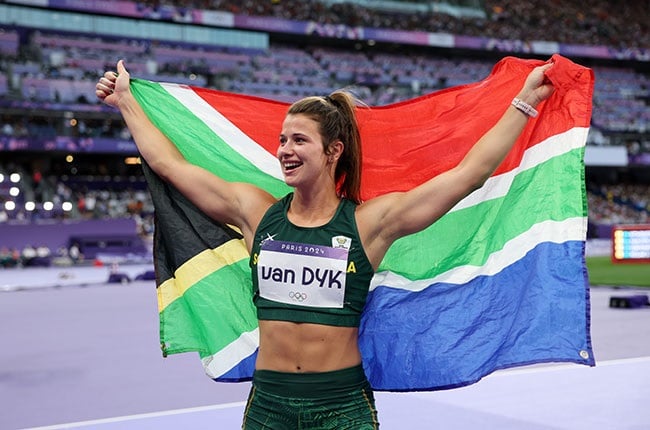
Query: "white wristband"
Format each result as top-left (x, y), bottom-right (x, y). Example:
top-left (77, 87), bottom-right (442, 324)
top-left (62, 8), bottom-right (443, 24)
top-left (511, 97), bottom-right (538, 118)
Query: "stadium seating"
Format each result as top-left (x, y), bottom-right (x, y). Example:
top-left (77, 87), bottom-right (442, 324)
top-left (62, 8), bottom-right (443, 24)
top-left (0, 1), bottom-right (648, 254)
top-left (1, 23), bottom-right (648, 134)
top-left (108, 0), bottom-right (650, 49)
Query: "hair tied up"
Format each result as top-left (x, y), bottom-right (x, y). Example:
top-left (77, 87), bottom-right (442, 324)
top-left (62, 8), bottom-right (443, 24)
top-left (323, 95), bottom-right (337, 107)
top-left (288, 91), bottom-right (362, 203)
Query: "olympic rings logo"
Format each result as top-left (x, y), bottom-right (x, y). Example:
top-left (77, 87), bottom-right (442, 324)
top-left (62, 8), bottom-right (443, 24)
top-left (289, 291), bottom-right (307, 302)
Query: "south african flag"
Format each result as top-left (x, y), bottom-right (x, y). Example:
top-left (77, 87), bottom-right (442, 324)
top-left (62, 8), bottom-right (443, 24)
top-left (133, 54), bottom-right (595, 391)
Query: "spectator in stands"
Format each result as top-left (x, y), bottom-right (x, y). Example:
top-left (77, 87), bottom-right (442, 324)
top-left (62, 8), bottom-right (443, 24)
top-left (1, 122), bottom-right (13, 136)
top-left (69, 241), bottom-right (82, 263)
top-left (36, 244), bottom-right (51, 258)
top-left (0, 246), bottom-right (20, 268)
top-left (21, 244), bottom-right (37, 266)
top-left (0, 246), bottom-right (12, 267)
top-left (97, 59), bottom-right (554, 429)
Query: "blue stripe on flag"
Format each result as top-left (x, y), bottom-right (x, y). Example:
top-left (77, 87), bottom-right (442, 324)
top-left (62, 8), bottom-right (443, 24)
top-left (214, 352), bottom-right (258, 382)
top-left (360, 240), bottom-right (593, 391)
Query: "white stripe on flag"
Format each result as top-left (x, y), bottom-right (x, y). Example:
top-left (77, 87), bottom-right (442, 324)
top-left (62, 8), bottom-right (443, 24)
top-left (201, 328), bottom-right (259, 378)
top-left (452, 127), bottom-right (588, 212)
top-left (370, 216), bottom-right (587, 292)
top-left (161, 83), bottom-right (284, 181)
top-left (162, 82), bottom-right (587, 216)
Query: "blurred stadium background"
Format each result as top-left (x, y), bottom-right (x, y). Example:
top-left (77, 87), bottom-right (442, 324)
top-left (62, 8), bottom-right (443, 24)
top-left (1, 1), bottom-right (649, 429)
top-left (0, 0), bottom-right (648, 279)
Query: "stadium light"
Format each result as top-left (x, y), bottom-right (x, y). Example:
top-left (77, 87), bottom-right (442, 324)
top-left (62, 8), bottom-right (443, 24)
top-left (62, 202), bottom-right (73, 211)
top-left (9, 187), bottom-right (20, 197)
top-left (0, 173), bottom-right (4, 182)
top-left (43, 201), bottom-right (54, 211)
top-left (4, 201), bottom-right (15, 211)
top-left (25, 201), bottom-right (35, 211)
top-left (9, 173), bottom-right (20, 183)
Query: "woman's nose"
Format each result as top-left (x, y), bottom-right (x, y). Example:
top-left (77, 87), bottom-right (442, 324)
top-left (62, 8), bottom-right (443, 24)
top-left (278, 141), bottom-right (294, 156)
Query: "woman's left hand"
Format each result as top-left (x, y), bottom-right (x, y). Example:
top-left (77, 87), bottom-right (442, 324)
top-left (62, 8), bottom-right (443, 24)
top-left (518, 62), bottom-right (555, 107)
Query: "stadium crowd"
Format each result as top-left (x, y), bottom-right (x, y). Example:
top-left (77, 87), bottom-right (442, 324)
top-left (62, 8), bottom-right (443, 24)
top-left (1, 0), bottom-right (649, 255)
top-left (1, 30), bottom-right (648, 136)
top-left (130, 0), bottom-right (650, 49)
top-left (0, 0), bottom-right (649, 135)
top-left (2, 165), bottom-right (647, 241)
top-left (588, 183), bottom-right (650, 226)
top-left (0, 161), bottom-right (153, 223)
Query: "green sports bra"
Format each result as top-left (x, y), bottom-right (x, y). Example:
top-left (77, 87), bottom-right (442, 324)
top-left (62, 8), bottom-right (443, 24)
top-left (250, 193), bottom-right (374, 327)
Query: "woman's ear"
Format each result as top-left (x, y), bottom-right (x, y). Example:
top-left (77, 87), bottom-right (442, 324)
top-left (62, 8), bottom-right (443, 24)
top-left (328, 140), bottom-right (344, 162)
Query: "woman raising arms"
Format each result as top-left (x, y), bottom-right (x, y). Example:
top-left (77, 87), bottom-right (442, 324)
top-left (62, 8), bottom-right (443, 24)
top-left (96, 59), bottom-right (554, 429)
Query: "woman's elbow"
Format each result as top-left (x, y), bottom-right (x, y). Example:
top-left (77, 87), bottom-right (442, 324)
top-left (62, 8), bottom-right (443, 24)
top-left (457, 164), bottom-right (491, 194)
top-left (470, 173), bottom-right (490, 191)
top-left (149, 157), bottom-right (182, 183)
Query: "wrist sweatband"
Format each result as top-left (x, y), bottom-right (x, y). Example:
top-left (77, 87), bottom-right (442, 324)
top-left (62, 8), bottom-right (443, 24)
top-left (511, 97), bottom-right (538, 118)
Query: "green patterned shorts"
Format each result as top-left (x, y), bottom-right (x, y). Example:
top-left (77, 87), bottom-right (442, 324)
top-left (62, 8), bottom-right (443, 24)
top-left (242, 365), bottom-right (379, 429)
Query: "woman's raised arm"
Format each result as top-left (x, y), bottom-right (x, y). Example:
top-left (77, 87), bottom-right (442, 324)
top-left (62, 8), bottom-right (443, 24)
top-left (96, 60), bottom-right (276, 249)
top-left (358, 62), bottom-right (555, 269)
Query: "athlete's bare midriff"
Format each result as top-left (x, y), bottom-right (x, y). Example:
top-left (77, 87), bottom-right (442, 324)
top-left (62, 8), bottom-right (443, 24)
top-left (255, 320), bottom-right (362, 373)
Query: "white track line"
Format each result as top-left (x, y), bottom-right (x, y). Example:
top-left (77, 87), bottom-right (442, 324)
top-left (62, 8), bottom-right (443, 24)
top-left (491, 355), bottom-right (650, 377)
top-left (24, 356), bottom-right (650, 429)
top-left (22, 401), bottom-right (247, 430)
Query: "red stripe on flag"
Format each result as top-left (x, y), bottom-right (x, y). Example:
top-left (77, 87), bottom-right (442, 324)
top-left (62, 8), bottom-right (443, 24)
top-left (191, 55), bottom-right (592, 201)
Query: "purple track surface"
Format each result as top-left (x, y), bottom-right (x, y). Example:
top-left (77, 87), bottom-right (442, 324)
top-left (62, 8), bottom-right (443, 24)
top-left (1, 265), bottom-right (649, 429)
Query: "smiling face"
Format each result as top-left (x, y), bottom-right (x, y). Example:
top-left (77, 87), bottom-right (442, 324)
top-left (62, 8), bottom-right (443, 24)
top-left (278, 113), bottom-right (336, 189)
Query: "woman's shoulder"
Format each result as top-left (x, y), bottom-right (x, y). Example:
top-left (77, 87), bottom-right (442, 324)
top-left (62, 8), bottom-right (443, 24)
top-left (354, 191), bottom-right (400, 217)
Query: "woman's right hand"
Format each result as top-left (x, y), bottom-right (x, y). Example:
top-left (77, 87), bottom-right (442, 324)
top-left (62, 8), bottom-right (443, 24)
top-left (95, 60), bottom-right (130, 108)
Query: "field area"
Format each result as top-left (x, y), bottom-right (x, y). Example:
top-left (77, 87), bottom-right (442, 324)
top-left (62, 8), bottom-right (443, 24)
top-left (586, 256), bottom-right (650, 287)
